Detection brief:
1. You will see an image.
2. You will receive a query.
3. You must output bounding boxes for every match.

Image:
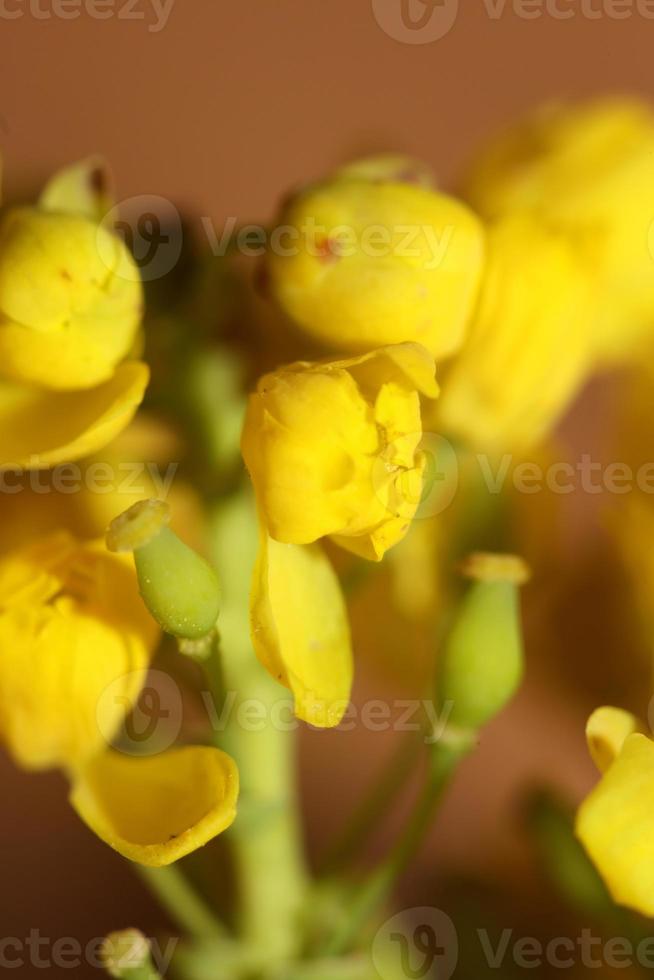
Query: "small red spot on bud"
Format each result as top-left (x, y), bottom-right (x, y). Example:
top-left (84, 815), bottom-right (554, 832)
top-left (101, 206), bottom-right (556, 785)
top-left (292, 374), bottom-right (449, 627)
top-left (315, 236), bottom-right (341, 263)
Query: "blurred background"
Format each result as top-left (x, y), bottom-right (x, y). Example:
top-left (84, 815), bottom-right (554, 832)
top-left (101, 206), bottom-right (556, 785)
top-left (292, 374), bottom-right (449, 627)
top-left (1, 3), bottom-right (653, 976)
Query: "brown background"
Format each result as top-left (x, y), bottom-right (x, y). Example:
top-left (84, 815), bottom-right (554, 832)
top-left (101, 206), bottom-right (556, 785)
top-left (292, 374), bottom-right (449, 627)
top-left (1, 2), bottom-right (653, 975)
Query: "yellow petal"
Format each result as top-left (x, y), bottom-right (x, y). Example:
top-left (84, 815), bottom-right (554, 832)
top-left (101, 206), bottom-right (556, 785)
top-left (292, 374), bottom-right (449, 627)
top-left (250, 527), bottom-right (352, 728)
top-left (0, 361), bottom-right (149, 470)
top-left (586, 706), bottom-right (640, 774)
top-left (0, 536), bottom-right (157, 770)
top-left (438, 215), bottom-right (593, 452)
top-left (70, 746), bottom-right (239, 866)
top-left (465, 98), bottom-right (654, 365)
top-left (328, 342), bottom-right (439, 400)
top-left (576, 733), bottom-right (654, 916)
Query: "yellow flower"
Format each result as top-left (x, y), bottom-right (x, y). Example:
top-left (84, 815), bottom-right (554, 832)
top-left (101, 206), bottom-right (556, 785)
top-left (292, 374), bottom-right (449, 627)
top-left (241, 343), bottom-right (439, 561)
top-left (575, 707), bottom-right (654, 916)
top-left (266, 171), bottom-right (484, 359)
top-left (0, 159), bottom-right (148, 469)
top-left (436, 214), bottom-right (593, 451)
top-left (0, 531), bottom-right (158, 769)
top-left (0, 528), bottom-right (239, 864)
top-left (464, 97), bottom-right (654, 365)
top-left (241, 344), bottom-right (437, 727)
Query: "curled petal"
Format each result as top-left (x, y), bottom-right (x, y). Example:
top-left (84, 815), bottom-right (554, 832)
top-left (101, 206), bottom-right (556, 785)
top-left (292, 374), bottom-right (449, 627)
top-left (70, 746), bottom-right (239, 867)
top-left (586, 706), bottom-right (640, 774)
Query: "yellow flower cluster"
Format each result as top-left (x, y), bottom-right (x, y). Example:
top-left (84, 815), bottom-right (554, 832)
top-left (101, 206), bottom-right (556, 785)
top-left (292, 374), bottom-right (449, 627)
top-left (4, 96), bottom-right (654, 887)
top-left (0, 157), bottom-right (238, 866)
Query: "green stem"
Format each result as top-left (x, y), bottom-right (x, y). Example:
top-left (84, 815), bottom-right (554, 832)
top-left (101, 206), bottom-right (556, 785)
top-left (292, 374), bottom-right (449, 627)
top-left (218, 649), bottom-right (308, 958)
top-left (135, 866), bottom-right (226, 942)
top-left (321, 739), bottom-right (470, 958)
top-left (209, 493), bottom-right (309, 960)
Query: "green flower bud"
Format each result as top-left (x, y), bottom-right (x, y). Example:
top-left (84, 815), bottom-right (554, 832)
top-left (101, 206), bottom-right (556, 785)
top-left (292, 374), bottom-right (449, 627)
top-left (107, 500), bottom-right (220, 640)
top-left (437, 553), bottom-right (529, 731)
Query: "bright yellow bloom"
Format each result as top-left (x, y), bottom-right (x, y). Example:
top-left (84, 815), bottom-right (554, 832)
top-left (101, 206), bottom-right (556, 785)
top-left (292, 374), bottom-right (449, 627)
top-left (464, 98), bottom-right (654, 365)
top-left (266, 172), bottom-right (484, 359)
top-left (437, 214), bottom-right (593, 451)
top-left (0, 527), bottom-right (239, 864)
top-left (576, 708), bottom-right (654, 916)
top-left (0, 159), bottom-right (148, 469)
top-left (250, 527), bottom-right (352, 727)
top-left (0, 531), bottom-right (158, 769)
top-left (70, 746), bottom-right (239, 867)
top-left (242, 343), bottom-right (439, 562)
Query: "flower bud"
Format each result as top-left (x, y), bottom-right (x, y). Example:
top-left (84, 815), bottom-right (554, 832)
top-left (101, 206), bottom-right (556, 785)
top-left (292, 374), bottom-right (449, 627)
top-left (0, 207), bottom-right (142, 390)
top-left (241, 343), bottom-right (438, 561)
top-left (107, 500), bottom-right (220, 640)
top-left (437, 553), bottom-right (529, 731)
top-left (464, 97), bottom-right (654, 364)
top-left (266, 173), bottom-right (484, 358)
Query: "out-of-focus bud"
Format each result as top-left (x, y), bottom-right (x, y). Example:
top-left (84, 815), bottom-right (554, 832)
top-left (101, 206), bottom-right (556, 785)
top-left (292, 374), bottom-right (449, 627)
top-left (0, 207), bottom-right (142, 390)
top-left (437, 552), bottom-right (529, 730)
top-left (464, 98), bottom-right (654, 365)
top-left (437, 214), bottom-right (593, 452)
top-left (107, 499), bottom-right (220, 640)
top-left (266, 171), bottom-right (484, 359)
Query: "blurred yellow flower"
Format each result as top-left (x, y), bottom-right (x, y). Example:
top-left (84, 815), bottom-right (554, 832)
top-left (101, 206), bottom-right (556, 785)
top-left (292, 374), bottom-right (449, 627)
top-left (0, 160), bottom-right (148, 470)
top-left (437, 214), bottom-right (593, 452)
top-left (464, 98), bottom-right (654, 365)
top-left (241, 343), bottom-right (438, 562)
top-left (0, 531), bottom-right (158, 770)
top-left (576, 708), bottom-right (654, 916)
top-left (0, 527), bottom-right (240, 865)
top-left (266, 171), bottom-right (484, 359)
